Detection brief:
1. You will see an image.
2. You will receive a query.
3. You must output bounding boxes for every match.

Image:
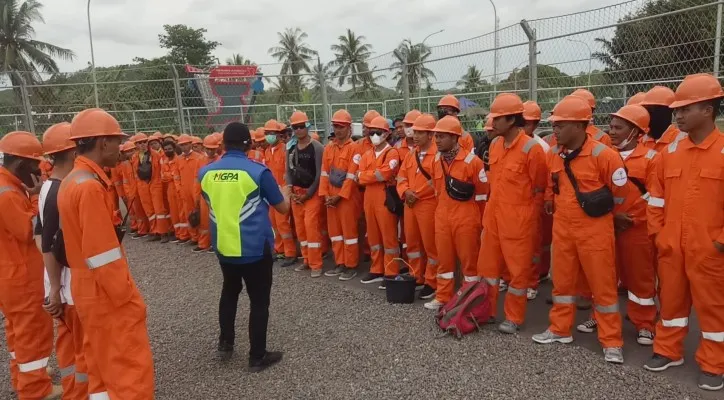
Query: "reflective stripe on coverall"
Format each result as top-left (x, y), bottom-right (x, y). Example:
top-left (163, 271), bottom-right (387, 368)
top-left (546, 141), bottom-right (625, 347)
top-left (265, 142), bottom-right (296, 257)
top-left (57, 156), bottom-right (155, 399)
top-left (320, 137), bottom-right (361, 269)
top-left (0, 168), bottom-right (54, 399)
top-left (433, 150), bottom-right (488, 303)
top-left (358, 145), bottom-right (401, 277)
top-left (56, 304), bottom-right (90, 400)
top-left (149, 150), bottom-right (170, 234)
top-left (586, 125), bottom-right (613, 147)
top-left (616, 144), bottom-right (659, 332)
top-left (648, 129), bottom-right (724, 375)
top-left (640, 124), bottom-right (686, 153)
top-left (396, 143), bottom-right (439, 287)
top-left (479, 132), bottom-right (547, 325)
top-left (179, 151), bottom-right (205, 241)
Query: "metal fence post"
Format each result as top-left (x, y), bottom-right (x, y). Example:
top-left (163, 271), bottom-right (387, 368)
top-left (169, 65), bottom-right (186, 133)
top-left (402, 54), bottom-right (411, 113)
top-left (318, 57), bottom-right (332, 143)
top-left (521, 20), bottom-right (538, 102)
top-left (715, 2), bottom-right (723, 76)
top-left (17, 73), bottom-right (35, 134)
top-left (132, 111), bottom-right (138, 132)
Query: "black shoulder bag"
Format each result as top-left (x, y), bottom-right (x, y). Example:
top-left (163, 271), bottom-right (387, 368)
top-left (137, 153), bottom-right (152, 182)
top-left (441, 157), bottom-right (475, 202)
top-left (381, 149), bottom-right (404, 216)
top-left (414, 150), bottom-right (433, 181)
top-left (562, 149), bottom-right (614, 218)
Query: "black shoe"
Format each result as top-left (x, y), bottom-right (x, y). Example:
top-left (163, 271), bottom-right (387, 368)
top-left (176, 238), bottom-right (189, 244)
top-left (324, 265), bottom-right (345, 277)
top-left (160, 235), bottom-right (170, 244)
top-left (280, 257), bottom-right (299, 268)
top-left (148, 234), bottom-right (161, 242)
top-left (188, 240), bottom-right (198, 246)
top-left (363, 254), bottom-right (371, 262)
top-left (170, 235), bottom-right (180, 243)
top-left (132, 233), bottom-right (147, 240)
top-left (248, 351), bottom-right (283, 373)
top-left (274, 253), bottom-right (286, 260)
top-left (378, 280), bottom-right (387, 290)
top-left (419, 284), bottom-right (436, 300)
top-left (698, 371), bottom-right (724, 391)
top-left (360, 272), bottom-right (384, 284)
top-left (192, 246), bottom-right (206, 253)
top-left (643, 353), bottom-right (684, 372)
top-left (217, 340), bottom-right (234, 361)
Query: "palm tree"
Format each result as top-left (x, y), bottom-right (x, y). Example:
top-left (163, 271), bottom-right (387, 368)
top-left (226, 53), bottom-right (254, 66)
top-left (391, 39), bottom-right (435, 95)
top-left (329, 29), bottom-right (373, 92)
top-left (457, 65), bottom-right (483, 91)
top-left (268, 27), bottom-right (315, 76)
top-left (0, 0), bottom-right (75, 92)
top-left (352, 67), bottom-right (385, 100)
top-left (309, 62), bottom-right (332, 100)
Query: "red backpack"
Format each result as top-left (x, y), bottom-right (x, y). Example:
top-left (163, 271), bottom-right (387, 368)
top-left (436, 281), bottom-right (493, 338)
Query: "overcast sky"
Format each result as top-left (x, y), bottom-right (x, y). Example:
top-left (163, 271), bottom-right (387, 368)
top-left (36, 0), bottom-right (633, 77)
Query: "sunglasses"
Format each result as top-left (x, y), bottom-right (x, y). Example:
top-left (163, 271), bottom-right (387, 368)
top-left (369, 130), bottom-right (386, 136)
top-left (292, 124), bottom-right (306, 130)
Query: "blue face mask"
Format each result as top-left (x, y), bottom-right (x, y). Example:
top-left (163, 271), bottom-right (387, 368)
top-left (266, 135), bottom-right (278, 145)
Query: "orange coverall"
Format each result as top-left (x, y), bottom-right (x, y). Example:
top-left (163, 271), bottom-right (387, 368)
top-left (648, 129), bottom-right (724, 376)
top-left (460, 131), bottom-right (476, 153)
top-left (396, 143), bottom-right (439, 287)
top-left (265, 142), bottom-right (296, 257)
top-left (586, 125), bottom-right (613, 147)
top-left (161, 154), bottom-right (186, 240)
top-left (196, 154), bottom-right (217, 250)
top-left (479, 132), bottom-right (547, 325)
top-left (56, 304), bottom-right (90, 400)
top-left (0, 167), bottom-right (54, 399)
top-left (248, 149), bottom-right (265, 164)
top-left (358, 146), bottom-right (401, 277)
top-left (640, 124), bottom-right (686, 153)
top-left (320, 137), bottom-right (362, 269)
top-left (121, 158), bottom-right (149, 235)
top-left (432, 150), bottom-right (488, 303)
top-left (57, 156), bottom-right (154, 399)
top-left (178, 150), bottom-right (205, 242)
top-left (289, 142), bottom-right (325, 271)
top-left (134, 150), bottom-right (170, 235)
top-left (615, 144), bottom-right (659, 332)
top-left (395, 138), bottom-right (415, 253)
top-left (546, 140), bottom-right (626, 348)
top-left (356, 137), bottom-right (375, 256)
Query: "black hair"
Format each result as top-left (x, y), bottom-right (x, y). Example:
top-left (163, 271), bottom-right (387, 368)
top-left (503, 113), bottom-right (527, 128)
top-left (75, 137), bottom-right (99, 155)
top-left (393, 117), bottom-right (403, 126)
top-left (162, 139), bottom-right (176, 148)
top-left (711, 98), bottom-right (723, 122)
top-left (2, 153), bottom-right (20, 167)
top-left (51, 148), bottom-right (74, 164)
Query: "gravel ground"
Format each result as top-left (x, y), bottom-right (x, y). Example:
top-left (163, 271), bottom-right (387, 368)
top-left (0, 238), bottom-right (709, 400)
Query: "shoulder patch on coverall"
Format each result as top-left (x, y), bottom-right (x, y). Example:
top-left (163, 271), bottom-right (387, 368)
top-left (612, 167), bottom-right (628, 187)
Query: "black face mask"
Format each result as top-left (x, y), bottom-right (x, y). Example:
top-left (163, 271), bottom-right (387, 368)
top-left (164, 150), bottom-right (175, 158)
top-left (437, 109), bottom-right (450, 120)
top-left (645, 105), bottom-right (673, 140)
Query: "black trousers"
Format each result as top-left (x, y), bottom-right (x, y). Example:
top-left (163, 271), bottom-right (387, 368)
top-left (218, 251), bottom-right (273, 360)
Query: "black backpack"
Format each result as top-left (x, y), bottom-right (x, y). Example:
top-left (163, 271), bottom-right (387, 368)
top-left (137, 153), bottom-right (152, 182)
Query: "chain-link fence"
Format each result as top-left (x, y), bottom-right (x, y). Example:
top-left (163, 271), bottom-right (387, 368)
top-left (1, 0), bottom-right (722, 137)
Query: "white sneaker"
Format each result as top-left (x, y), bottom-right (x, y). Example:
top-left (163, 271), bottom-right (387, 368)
top-left (499, 281), bottom-right (508, 292)
top-left (603, 347), bottom-right (624, 364)
top-left (637, 329), bottom-right (654, 346)
top-left (424, 299), bottom-right (444, 310)
top-left (527, 288), bottom-right (538, 300)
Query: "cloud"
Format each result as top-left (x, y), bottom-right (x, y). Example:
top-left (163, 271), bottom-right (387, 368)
top-left (30, 0), bottom-right (630, 76)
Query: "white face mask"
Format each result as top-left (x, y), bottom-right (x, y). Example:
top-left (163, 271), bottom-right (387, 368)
top-left (370, 133), bottom-right (385, 146)
top-left (614, 128), bottom-right (637, 150)
top-left (404, 127), bottom-right (414, 138)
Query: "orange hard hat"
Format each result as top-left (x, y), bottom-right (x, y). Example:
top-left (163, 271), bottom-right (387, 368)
top-left (203, 135), bottom-right (219, 149)
top-left (132, 133), bottom-right (148, 143)
top-left (488, 93), bottom-right (525, 119)
top-left (640, 86), bottom-right (675, 107)
top-left (0, 131), bottom-right (44, 161)
top-left (669, 74), bottom-right (724, 109)
top-left (252, 129), bottom-right (266, 142)
top-left (311, 132), bottom-right (320, 141)
top-left (148, 132), bottom-right (163, 142)
top-left (264, 119), bottom-right (280, 132)
top-left (611, 105), bottom-right (650, 133)
top-left (485, 117), bottom-right (494, 131)
top-left (548, 96), bottom-right (593, 122)
top-left (434, 116), bottom-right (463, 136)
top-left (331, 109), bottom-right (353, 125)
top-left (162, 133), bottom-right (176, 141)
top-left (289, 111), bottom-right (309, 126)
top-left (42, 122), bottom-right (76, 155)
top-left (120, 141), bottom-right (136, 152)
top-left (571, 88), bottom-right (596, 109)
top-left (626, 92), bottom-right (646, 106)
top-left (522, 101), bottom-right (542, 121)
top-left (367, 116), bottom-right (390, 132)
top-left (69, 108), bottom-right (126, 140)
top-left (437, 94), bottom-right (460, 111)
top-left (191, 136), bottom-right (203, 145)
top-left (412, 114), bottom-right (436, 131)
top-left (363, 110), bottom-right (381, 127)
top-left (177, 134), bottom-right (193, 145)
top-left (277, 122), bottom-right (288, 132)
top-left (403, 110), bottom-right (422, 124)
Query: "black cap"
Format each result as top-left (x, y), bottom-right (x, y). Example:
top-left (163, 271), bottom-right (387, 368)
top-left (223, 122), bottom-right (251, 146)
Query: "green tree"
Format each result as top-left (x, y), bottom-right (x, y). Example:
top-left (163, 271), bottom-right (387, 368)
top-left (392, 39), bottom-right (435, 95)
top-left (0, 0), bottom-right (75, 90)
top-left (457, 65), bottom-right (484, 92)
top-left (329, 29), bottom-right (373, 92)
top-left (592, 0), bottom-right (717, 87)
top-left (226, 53), bottom-right (254, 66)
top-left (268, 27), bottom-right (315, 99)
top-left (309, 62), bottom-right (332, 100)
top-left (158, 24), bottom-right (220, 66)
